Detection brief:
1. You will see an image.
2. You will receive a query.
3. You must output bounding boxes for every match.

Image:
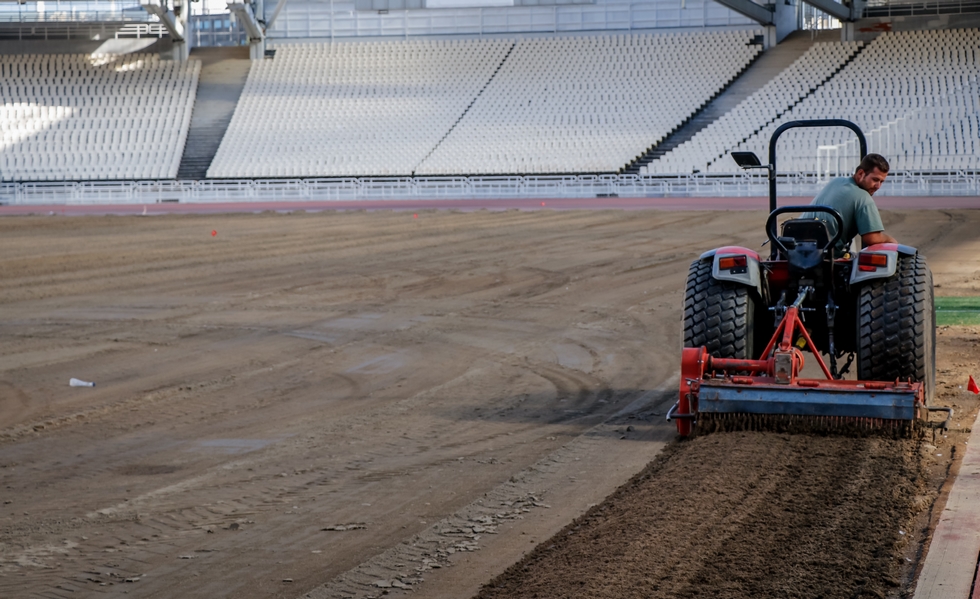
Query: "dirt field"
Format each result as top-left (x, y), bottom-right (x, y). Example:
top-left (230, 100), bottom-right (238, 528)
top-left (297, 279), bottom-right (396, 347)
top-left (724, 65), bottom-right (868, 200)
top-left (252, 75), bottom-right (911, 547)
top-left (0, 207), bottom-right (977, 599)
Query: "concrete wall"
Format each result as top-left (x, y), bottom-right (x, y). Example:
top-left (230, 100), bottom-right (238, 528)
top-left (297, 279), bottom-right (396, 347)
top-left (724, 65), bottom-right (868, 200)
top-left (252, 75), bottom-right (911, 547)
top-left (267, 0), bottom-right (756, 39)
top-left (845, 13), bottom-right (980, 41)
top-left (0, 37), bottom-right (173, 55)
top-left (772, 0), bottom-right (800, 45)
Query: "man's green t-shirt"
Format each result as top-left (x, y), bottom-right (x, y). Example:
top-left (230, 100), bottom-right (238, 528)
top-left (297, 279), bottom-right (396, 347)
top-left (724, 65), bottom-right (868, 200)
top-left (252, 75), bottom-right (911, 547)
top-left (806, 176), bottom-right (885, 257)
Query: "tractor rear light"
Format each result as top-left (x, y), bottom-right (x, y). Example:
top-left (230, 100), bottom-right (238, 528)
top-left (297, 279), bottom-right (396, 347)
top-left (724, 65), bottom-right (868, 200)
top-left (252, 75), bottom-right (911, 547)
top-left (719, 255), bottom-right (747, 270)
top-left (858, 253), bottom-right (888, 267)
top-left (858, 252), bottom-right (888, 272)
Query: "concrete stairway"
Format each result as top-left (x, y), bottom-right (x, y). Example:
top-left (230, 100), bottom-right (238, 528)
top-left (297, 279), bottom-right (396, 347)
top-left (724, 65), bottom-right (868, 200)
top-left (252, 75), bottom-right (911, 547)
top-left (177, 47), bottom-right (251, 180)
top-left (624, 30), bottom-right (841, 175)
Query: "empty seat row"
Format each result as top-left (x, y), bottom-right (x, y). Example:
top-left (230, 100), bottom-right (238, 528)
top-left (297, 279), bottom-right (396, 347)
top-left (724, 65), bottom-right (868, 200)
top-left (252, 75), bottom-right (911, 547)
top-left (706, 28), bottom-right (980, 175)
top-left (0, 52), bottom-right (199, 182)
top-left (644, 28), bottom-right (980, 175)
top-left (211, 30), bottom-right (762, 178)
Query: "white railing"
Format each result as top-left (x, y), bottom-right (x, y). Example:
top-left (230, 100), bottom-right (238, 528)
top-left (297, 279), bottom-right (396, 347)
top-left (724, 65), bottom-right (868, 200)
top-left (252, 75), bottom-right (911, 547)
top-left (1, 173), bottom-right (978, 205)
top-left (862, 0), bottom-right (980, 17)
top-left (115, 22), bottom-right (167, 37)
top-left (0, 9), bottom-right (153, 23)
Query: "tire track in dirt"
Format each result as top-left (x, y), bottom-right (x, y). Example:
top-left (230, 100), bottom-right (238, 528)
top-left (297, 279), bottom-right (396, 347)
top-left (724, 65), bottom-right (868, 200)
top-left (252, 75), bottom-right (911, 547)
top-left (304, 383), bottom-right (680, 599)
top-left (0, 349), bottom-right (628, 597)
top-left (0, 210), bottom-right (743, 305)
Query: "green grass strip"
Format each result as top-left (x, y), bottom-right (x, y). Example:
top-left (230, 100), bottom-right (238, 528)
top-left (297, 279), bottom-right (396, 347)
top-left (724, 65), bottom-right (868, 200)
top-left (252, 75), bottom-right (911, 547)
top-left (936, 296), bottom-right (980, 326)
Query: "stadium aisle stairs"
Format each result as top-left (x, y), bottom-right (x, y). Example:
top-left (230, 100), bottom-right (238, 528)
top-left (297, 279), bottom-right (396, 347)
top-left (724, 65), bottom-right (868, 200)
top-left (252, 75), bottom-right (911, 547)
top-left (624, 30), bottom-right (835, 175)
top-left (413, 41), bottom-right (516, 174)
top-left (177, 47), bottom-right (251, 180)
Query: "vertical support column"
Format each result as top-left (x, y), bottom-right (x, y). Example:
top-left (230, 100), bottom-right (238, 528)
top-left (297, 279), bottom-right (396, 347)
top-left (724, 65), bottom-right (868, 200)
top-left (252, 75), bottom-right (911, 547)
top-left (142, 0), bottom-right (190, 61)
top-left (247, 37), bottom-right (266, 59)
top-left (251, 0), bottom-right (265, 60)
top-left (229, 0), bottom-right (266, 60)
top-left (172, 0), bottom-right (190, 61)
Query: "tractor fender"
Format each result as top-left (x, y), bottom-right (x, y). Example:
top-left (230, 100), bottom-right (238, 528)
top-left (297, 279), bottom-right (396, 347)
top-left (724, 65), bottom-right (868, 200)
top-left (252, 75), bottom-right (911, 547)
top-left (699, 246), bottom-right (763, 297)
top-left (849, 243), bottom-right (918, 284)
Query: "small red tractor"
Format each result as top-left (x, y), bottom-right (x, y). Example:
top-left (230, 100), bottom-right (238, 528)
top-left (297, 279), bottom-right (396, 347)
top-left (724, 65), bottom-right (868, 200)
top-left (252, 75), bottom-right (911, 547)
top-left (668, 119), bottom-right (947, 437)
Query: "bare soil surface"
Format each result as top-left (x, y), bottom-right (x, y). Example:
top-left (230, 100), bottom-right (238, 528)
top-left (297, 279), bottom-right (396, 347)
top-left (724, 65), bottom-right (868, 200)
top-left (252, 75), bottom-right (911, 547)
top-left (479, 433), bottom-right (922, 599)
top-left (474, 327), bottom-right (980, 599)
top-left (0, 208), bottom-right (977, 599)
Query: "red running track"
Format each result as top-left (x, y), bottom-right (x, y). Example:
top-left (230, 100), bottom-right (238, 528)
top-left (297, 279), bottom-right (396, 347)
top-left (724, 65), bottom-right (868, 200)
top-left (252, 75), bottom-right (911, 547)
top-left (0, 196), bottom-right (977, 216)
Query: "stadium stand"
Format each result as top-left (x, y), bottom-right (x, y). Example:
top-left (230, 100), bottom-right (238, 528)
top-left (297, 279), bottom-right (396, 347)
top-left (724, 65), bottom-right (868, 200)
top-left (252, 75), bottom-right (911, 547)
top-left (0, 53), bottom-right (200, 181)
top-left (209, 30), bottom-right (761, 178)
top-left (643, 40), bottom-right (865, 175)
top-left (207, 39), bottom-right (514, 178)
top-left (646, 28), bottom-right (980, 175)
top-left (416, 31), bottom-right (761, 174)
top-left (3, 26), bottom-right (979, 185)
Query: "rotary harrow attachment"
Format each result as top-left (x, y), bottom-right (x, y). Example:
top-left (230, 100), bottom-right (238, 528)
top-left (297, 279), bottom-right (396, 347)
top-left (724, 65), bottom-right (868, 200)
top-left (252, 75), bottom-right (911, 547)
top-left (669, 287), bottom-right (946, 438)
top-left (695, 413), bottom-right (916, 437)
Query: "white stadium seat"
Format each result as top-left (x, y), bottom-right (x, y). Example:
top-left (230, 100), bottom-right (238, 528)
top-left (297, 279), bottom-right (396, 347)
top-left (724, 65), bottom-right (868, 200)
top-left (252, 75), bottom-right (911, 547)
top-left (210, 31), bottom-right (762, 178)
top-left (646, 28), bottom-right (980, 175)
top-left (0, 53), bottom-right (200, 182)
top-left (5, 28), bottom-right (977, 181)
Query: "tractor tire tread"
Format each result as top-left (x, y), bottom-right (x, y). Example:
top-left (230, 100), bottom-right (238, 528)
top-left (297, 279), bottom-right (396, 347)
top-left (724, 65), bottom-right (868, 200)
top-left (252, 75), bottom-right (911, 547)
top-left (683, 259), bottom-right (753, 359)
top-left (858, 254), bottom-right (934, 401)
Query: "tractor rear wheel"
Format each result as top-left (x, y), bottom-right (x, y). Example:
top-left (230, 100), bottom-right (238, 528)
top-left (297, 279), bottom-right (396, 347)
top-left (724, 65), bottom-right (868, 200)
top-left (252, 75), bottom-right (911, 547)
top-left (683, 259), bottom-right (756, 359)
top-left (857, 253), bottom-right (935, 403)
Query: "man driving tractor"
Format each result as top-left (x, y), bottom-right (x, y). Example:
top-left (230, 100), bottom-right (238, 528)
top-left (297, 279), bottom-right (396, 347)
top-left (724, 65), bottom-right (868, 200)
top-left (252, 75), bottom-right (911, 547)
top-left (807, 153), bottom-right (898, 257)
top-left (674, 123), bottom-right (936, 438)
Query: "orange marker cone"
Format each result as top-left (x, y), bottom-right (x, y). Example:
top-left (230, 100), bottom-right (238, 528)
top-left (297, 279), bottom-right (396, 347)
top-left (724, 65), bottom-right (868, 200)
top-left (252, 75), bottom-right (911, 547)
top-left (968, 375), bottom-right (979, 394)
top-left (211, 230), bottom-right (217, 237)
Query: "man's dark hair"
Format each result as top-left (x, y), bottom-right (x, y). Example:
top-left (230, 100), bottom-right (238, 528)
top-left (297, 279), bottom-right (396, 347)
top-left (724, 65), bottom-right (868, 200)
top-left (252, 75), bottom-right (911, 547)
top-left (856, 153), bottom-right (889, 174)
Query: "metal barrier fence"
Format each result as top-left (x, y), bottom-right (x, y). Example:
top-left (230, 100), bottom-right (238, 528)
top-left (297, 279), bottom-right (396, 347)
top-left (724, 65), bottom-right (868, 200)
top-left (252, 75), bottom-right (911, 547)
top-left (0, 172), bottom-right (977, 205)
top-left (862, 0), bottom-right (980, 17)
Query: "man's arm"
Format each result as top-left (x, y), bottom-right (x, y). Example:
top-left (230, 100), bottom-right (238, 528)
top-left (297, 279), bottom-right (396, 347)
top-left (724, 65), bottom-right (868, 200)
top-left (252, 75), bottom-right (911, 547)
top-left (861, 230), bottom-right (898, 246)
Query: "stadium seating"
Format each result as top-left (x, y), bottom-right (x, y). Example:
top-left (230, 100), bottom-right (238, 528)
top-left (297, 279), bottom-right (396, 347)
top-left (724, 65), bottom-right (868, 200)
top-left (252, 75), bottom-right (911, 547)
top-left (4, 28), bottom-right (977, 182)
top-left (680, 28), bottom-right (980, 175)
top-left (208, 39), bottom-right (514, 178)
top-left (0, 53), bottom-right (200, 181)
top-left (210, 31), bottom-right (761, 178)
top-left (416, 31), bottom-right (761, 175)
top-left (644, 40), bottom-right (864, 175)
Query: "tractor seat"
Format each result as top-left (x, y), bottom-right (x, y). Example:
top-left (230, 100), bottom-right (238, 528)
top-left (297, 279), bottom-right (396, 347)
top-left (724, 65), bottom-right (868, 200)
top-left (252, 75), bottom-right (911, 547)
top-left (778, 218), bottom-right (832, 272)
top-left (780, 218), bottom-right (831, 250)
